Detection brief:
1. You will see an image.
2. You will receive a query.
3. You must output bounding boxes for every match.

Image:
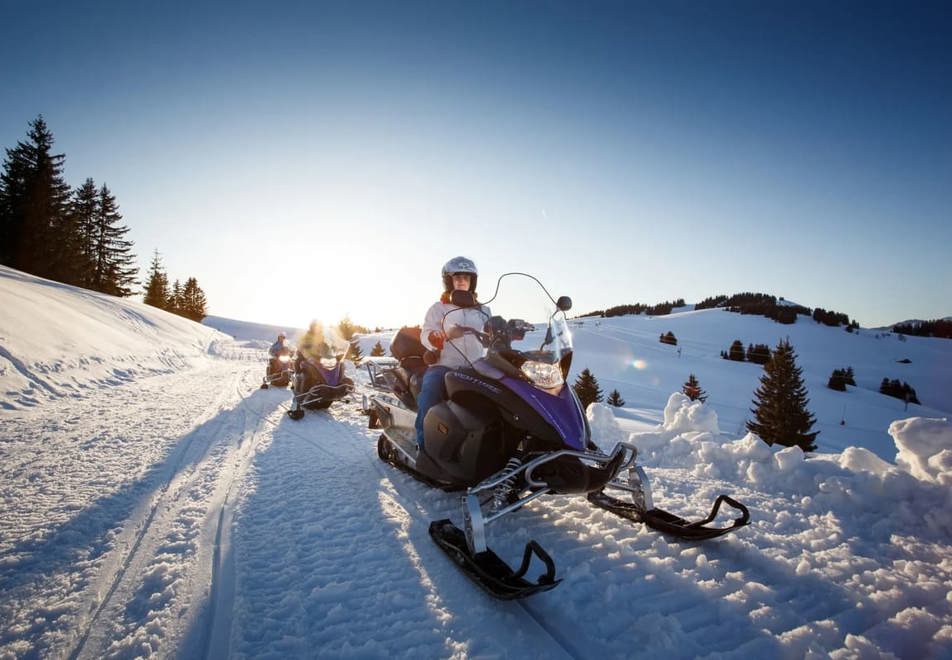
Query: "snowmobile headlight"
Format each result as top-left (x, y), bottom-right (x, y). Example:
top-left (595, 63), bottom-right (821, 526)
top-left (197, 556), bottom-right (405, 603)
top-left (320, 357), bottom-right (338, 369)
top-left (278, 354), bottom-right (291, 363)
top-left (520, 360), bottom-right (564, 390)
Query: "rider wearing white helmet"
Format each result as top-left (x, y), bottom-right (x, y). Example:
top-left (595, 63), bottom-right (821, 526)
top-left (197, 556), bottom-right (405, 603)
top-left (415, 256), bottom-right (491, 448)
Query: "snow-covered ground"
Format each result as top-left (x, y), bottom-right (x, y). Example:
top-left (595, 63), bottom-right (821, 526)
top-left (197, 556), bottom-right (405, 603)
top-left (1, 266), bottom-right (951, 658)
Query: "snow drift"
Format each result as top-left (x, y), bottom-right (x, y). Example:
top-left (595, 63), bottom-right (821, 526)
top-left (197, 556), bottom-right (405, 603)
top-left (0, 266), bottom-right (231, 410)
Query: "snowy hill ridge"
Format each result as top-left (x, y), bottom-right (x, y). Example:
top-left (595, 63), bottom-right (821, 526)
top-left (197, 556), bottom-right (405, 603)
top-left (0, 266), bottom-right (234, 410)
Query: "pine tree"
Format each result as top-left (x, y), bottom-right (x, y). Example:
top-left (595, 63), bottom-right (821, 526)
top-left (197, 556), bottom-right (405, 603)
top-left (572, 368), bottom-right (604, 409)
top-left (0, 116), bottom-right (73, 280)
top-left (168, 279), bottom-right (183, 314)
top-left (728, 339), bottom-right (745, 361)
top-left (143, 249), bottom-right (170, 309)
top-left (606, 389), bottom-right (625, 406)
top-left (827, 369), bottom-right (847, 391)
top-left (747, 339), bottom-right (818, 451)
top-left (70, 178), bottom-right (99, 287)
top-left (338, 316), bottom-right (356, 341)
top-left (90, 184), bottom-right (137, 296)
top-left (349, 338), bottom-right (364, 364)
top-left (682, 373), bottom-right (708, 402)
top-left (180, 277), bottom-right (208, 321)
top-left (370, 341), bottom-right (385, 357)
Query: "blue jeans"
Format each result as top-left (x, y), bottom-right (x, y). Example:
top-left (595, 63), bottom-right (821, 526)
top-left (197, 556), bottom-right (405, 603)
top-left (415, 366), bottom-right (450, 449)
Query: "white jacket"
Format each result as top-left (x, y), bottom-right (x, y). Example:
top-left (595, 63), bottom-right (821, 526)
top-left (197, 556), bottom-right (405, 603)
top-left (421, 300), bottom-right (492, 369)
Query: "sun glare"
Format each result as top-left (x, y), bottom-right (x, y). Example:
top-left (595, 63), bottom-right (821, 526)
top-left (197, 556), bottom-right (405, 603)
top-left (632, 359), bottom-right (647, 370)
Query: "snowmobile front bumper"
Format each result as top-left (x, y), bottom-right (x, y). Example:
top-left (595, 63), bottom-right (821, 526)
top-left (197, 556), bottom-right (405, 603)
top-left (294, 383), bottom-right (353, 407)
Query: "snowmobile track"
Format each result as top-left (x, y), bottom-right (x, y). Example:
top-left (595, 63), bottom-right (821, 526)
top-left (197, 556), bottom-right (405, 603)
top-left (69, 368), bottom-right (255, 660)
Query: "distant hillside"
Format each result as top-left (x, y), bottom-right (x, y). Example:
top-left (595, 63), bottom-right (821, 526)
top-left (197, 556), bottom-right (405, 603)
top-left (891, 318), bottom-right (952, 339)
top-left (203, 315), bottom-right (305, 344)
top-left (581, 292), bottom-right (858, 328)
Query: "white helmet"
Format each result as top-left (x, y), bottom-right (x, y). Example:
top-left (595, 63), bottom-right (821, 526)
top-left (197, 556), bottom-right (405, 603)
top-left (441, 256), bottom-right (478, 292)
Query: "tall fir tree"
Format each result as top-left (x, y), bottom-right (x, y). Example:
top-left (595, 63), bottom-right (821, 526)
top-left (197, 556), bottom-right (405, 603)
top-left (142, 249), bottom-right (170, 309)
top-left (572, 368), bottom-right (604, 409)
top-left (70, 178), bottom-right (99, 287)
top-left (180, 277), bottom-right (208, 321)
top-left (337, 316), bottom-right (357, 341)
top-left (370, 341), bottom-right (385, 357)
top-left (349, 338), bottom-right (364, 364)
top-left (91, 184), bottom-right (137, 296)
top-left (747, 338), bottom-right (819, 451)
top-left (0, 116), bottom-right (73, 280)
top-left (168, 279), bottom-right (183, 314)
top-left (682, 374), bottom-right (708, 402)
top-left (606, 389), bottom-right (625, 406)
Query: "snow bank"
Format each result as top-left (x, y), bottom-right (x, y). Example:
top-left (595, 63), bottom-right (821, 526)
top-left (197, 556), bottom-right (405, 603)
top-left (601, 393), bottom-right (952, 539)
top-left (891, 417), bottom-right (952, 485)
top-left (0, 266), bottom-right (231, 409)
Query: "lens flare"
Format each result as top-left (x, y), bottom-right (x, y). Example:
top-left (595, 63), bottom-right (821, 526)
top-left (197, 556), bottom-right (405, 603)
top-left (632, 359), bottom-right (647, 370)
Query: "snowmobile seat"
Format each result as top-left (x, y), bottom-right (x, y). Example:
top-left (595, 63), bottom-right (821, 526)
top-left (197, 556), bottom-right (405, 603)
top-left (391, 326), bottom-right (426, 361)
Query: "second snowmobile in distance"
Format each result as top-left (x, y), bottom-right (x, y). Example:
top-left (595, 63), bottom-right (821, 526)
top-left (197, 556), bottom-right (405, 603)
top-left (261, 350), bottom-right (294, 389)
top-left (288, 345), bottom-right (354, 420)
top-left (364, 273), bottom-right (749, 599)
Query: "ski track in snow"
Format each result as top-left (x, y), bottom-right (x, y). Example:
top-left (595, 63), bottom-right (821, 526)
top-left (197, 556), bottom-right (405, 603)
top-left (0, 354), bottom-right (267, 658)
top-left (2, 346), bottom-right (951, 658)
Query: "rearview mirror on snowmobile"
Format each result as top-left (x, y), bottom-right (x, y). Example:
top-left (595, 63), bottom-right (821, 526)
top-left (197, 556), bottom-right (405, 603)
top-left (507, 319), bottom-right (527, 341)
top-left (556, 296), bottom-right (572, 312)
top-left (451, 290), bottom-right (478, 308)
top-left (484, 316), bottom-right (511, 349)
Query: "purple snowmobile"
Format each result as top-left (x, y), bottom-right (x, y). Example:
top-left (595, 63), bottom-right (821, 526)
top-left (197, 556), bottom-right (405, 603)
top-left (288, 347), bottom-right (354, 420)
top-left (363, 273), bottom-right (749, 600)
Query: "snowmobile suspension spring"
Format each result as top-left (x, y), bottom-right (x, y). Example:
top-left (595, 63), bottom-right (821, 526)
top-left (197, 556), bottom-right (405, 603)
top-left (492, 457), bottom-right (523, 511)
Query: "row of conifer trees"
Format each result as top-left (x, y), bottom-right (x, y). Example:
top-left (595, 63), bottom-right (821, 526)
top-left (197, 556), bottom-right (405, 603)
top-left (1, 117), bottom-right (137, 296)
top-left (2, 116), bottom-right (210, 321)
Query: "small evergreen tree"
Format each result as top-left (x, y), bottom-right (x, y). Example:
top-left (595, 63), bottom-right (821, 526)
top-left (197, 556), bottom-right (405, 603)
top-left (659, 331), bottom-right (677, 346)
top-left (179, 277), bottom-right (208, 321)
top-left (573, 368), bottom-right (604, 409)
top-left (90, 184), bottom-right (137, 296)
top-left (682, 374), bottom-right (708, 402)
top-left (607, 389), bottom-right (625, 406)
top-left (747, 343), bottom-right (772, 365)
top-left (337, 316), bottom-right (358, 341)
top-left (827, 369), bottom-right (847, 391)
top-left (844, 367), bottom-right (856, 386)
top-left (728, 339), bottom-right (745, 361)
top-left (349, 338), bottom-right (363, 363)
top-left (747, 338), bottom-right (818, 451)
top-left (142, 249), bottom-right (169, 309)
top-left (370, 341), bottom-right (385, 357)
top-left (167, 279), bottom-right (183, 314)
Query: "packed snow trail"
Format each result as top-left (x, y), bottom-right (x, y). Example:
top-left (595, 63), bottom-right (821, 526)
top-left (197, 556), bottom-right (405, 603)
top-left (0, 356), bottom-right (266, 658)
top-left (2, 347), bottom-right (951, 658)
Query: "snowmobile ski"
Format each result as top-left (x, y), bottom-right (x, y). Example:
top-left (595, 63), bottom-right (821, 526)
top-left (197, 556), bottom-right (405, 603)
top-left (587, 490), bottom-right (750, 540)
top-left (429, 519), bottom-right (560, 600)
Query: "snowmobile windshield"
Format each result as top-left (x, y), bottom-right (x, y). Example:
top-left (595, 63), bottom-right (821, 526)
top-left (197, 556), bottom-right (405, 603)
top-left (442, 272), bottom-right (573, 389)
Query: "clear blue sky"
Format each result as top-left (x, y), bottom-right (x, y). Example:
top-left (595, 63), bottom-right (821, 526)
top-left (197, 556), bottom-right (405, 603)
top-left (2, 1), bottom-right (949, 330)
